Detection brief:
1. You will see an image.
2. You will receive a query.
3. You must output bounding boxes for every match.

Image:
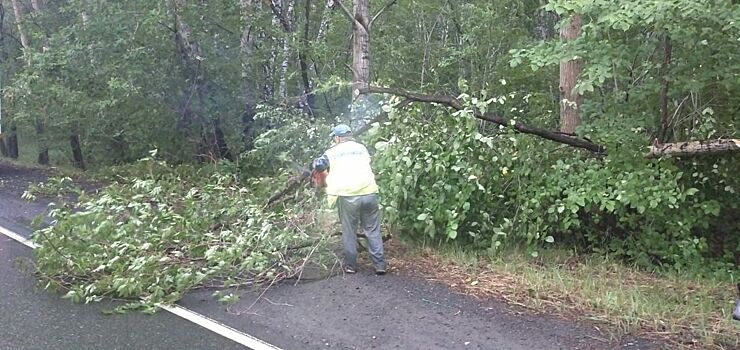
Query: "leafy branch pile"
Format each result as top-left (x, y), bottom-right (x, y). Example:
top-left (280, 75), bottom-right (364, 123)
top-left (32, 156), bottom-right (335, 313)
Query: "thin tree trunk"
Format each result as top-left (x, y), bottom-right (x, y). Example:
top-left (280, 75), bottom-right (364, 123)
top-left (213, 118), bottom-right (233, 161)
top-left (276, 0), bottom-right (294, 99)
top-left (8, 124), bottom-right (18, 158)
top-left (559, 14), bottom-right (582, 134)
top-left (12, 0), bottom-right (48, 164)
top-left (70, 125), bottom-right (85, 170)
top-left (240, 0), bottom-right (258, 150)
top-left (350, 0), bottom-right (370, 127)
top-left (0, 2), bottom-right (8, 157)
top-left (35, 121), bottom-right (48, 165)
top-left (657, 34), bottom-right (672, 143)
top-left (167, 0), bottom-right (231, 161)
top-left (299, 0), bottom-right (315, 114)
top-left (535, 9), bottom-right (558, 40)
top-left (9, 0), bottom-right (29, 58)
top-left (6, 0), bottom-right (23, 158)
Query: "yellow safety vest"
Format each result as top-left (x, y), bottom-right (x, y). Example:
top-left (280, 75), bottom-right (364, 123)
top-left (324, 140), bottom-right (378, 206)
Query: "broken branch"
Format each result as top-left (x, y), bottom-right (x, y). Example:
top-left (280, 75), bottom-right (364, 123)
top-left (648, 139), bottom-right (740, 158)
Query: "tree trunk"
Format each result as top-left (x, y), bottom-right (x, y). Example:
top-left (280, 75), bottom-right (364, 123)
top-left (167, 0), bottom-right (201, 135)
top-left (70, 130), bottom-right (85, 170)
top-left (8, 124), bottom-right (18, 159)
top-left (0, 2), bottom-right (6, 157)
top-left (277, 0), bottom-right (294, 99)
top-left (36, 120), bottom-right (48, 165)
top-left (350, 0), bottom-right (371, 127)
top-left (534, 9), bottom-right (558, 40)
top-left (168, 0), bottom-right (232, 161)
top-left (213, 118), bottom-right (233, 161)
top-left (9, 0), bottom-right (29, 59)
top-left (7, 0), bottom-right (25, 160)
top-left (240, 0), bottom-right (258, 150)
top-left (559, 14), bottom-right (582, 134)
top-left (12, 0), bottom-right (48, 165)
top-left (657, 34), bottom-right (672, 143)
top-left (299, 0), bottom-right (315, 114)
top-left (648, 139), bottom-right (740, 157)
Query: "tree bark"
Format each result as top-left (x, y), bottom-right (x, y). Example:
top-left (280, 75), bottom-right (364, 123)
top-left (12, 0), bottom-right (48, 165)
top-left (648, 139), bottom-right (739, 158)
top-left (70, 129), bottom-right (85, 170)
top-left (0, 2), bottom-right (8, 158)
top-left (6, 0), bottom-right (25, 159)
top-left (559, 14), bottom-right (582, 134)
top-left (167, 0), bottom-right (232, 161)
top-left (9, 0), bottom-right (29, 58)
top-left (350, 0), bottom-right (370, 127)
top-left (299, 0), bottom-right (315, 114)
top-left (240, 0), bottom-right (258, 150)
top-left (36, 120), bottom-right (48, 165)
top-left (657, 34), bottom-right (672, 143)
top-left (535, 9), bottom-right (558, 40)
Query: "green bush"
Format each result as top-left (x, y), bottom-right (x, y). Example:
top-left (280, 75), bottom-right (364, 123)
top-left (369, 100), bottom-right (738, 272)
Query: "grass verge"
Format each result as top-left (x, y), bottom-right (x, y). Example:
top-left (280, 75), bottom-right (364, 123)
top-left (391, 242), bottom-right (739, 350)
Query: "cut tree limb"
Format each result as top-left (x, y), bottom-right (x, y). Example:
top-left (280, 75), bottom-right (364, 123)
top-left (365, 85), bottom-right (605, 153)
top-left (648, 139), bottom-right (740, 158)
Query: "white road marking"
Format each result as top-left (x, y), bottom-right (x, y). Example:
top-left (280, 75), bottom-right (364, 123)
top-left (157, 303), bottom-right (282, 350)
top-left (0, 224), bottom-right (283, 350)
top-left (0, 225), bottom-right (38, 249)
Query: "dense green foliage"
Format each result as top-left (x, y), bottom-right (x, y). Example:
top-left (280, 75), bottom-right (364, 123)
top-left (33, 157), bottom-right (332, 310)
top-left (2, 0), bottom-right (737, 300)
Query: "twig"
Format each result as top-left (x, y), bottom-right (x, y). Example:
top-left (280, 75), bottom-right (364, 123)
top-left (263, 297), bottom-right (294, 307)
top-left (293, 237), bottom-right (323, 285)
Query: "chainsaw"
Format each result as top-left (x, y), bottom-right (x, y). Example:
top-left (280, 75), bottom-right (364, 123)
top-left (310, 155), bottom-right (329, 189)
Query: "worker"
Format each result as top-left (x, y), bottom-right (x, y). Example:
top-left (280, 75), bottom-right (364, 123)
top-left (312, 124), bottom-right (386, 275)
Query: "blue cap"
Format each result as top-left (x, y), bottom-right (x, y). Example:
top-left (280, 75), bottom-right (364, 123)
top-left (330, 124), bottom-right (352, 137)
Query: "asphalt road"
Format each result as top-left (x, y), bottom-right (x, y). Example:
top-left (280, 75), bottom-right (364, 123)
top-left (0, 161), bottom-right (659, 350)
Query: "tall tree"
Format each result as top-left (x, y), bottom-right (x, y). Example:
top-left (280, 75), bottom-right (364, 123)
top-left (558, 14), bottom-right (582, 134)
top-left (335, 0), bottom-right (396, 127)
top-left (166, 0), bottom-right (233, 161)
top-left (0, 1), bottom-right (8, 157)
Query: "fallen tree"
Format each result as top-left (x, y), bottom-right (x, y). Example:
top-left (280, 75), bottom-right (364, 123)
top-left (648, 139), bottom-right (740, 158)
top-left (365, 85), bottom-right (606, 154)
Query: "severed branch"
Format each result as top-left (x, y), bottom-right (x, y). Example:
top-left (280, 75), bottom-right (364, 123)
top-left (648, 139), bottom-right (740, 158)
top-left (364, 85), bottom-right (606, 153)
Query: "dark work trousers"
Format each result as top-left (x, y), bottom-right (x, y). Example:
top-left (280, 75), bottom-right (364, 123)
top-left (337, 194), bottom-right (385, 271)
